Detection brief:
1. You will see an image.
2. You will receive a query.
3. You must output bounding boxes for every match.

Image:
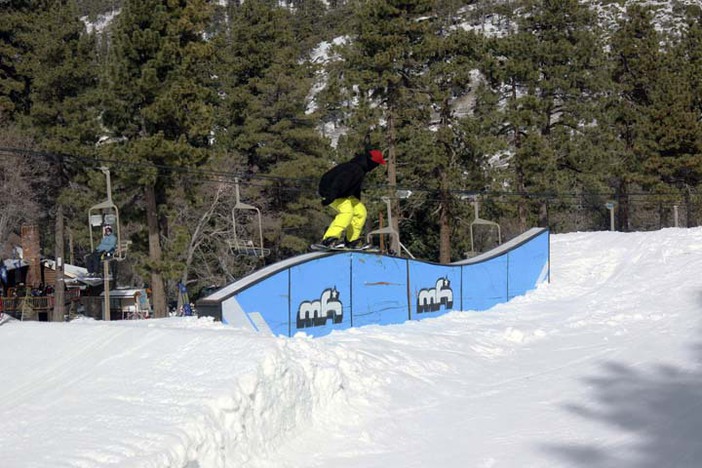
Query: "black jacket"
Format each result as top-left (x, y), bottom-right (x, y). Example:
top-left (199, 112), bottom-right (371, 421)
top-left (318, 150), bottom-right (382, 206)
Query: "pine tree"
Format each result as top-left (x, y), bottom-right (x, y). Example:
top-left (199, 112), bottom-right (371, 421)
top-left (288, 0), bottom-right (334, 53)
top-left (481, 0), bottom-right (609, 231)
top-left (398, 17), bottom-right (485, 262)
top-left (213, 0), bottom-right (328, 257)
top-left (607, 4), bottom-right (664, 230)
top-left (102, 0), bottom-right (217, 317)
top-left (0, 1), bottom-right (34, 124)
top-left (644, 9), bottom-right (702, 226)
top-left (27, 0), bottom-right (100, 153)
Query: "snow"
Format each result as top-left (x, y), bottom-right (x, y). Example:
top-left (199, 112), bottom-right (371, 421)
top-left (81, 10), bottom-right (119, 35)
top-left (2, 228), bottom-right (702, 467)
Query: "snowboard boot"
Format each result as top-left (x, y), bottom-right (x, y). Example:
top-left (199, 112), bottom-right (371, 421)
top-left (345, 238), bottom-right (368, 250)
top-left (321, 237), bottom-right (345, 249)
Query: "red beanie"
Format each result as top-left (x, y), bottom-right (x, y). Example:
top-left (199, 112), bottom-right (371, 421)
top-left (369, 149), bottom-right (386, 165)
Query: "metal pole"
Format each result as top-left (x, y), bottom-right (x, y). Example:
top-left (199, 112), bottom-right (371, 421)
top-left (53, 205), bottom-right (65, 322)
top-left (103, 167), bottom-right (112, 321)
top-left (101, 167), bottom-right (113, 203)
top-left (605, 202), bottom-right (615, 231)
top-left (103, 260), bottom-right (110, 321)
top-left (673, 205), bottom-right (679, 227)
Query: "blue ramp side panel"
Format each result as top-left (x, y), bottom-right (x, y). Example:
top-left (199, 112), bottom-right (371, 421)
top-left (196, 228), bottom-right (549, 337)
top-left (351, 254), bottom-right (409, 328)
top-left (507, 229), bottom-right (550, 298)
top-left (289, 253), bottom-right (352, 337)
top-left (229, 270), bottom-right (289, 335)
top-left (461, 256), bottom-right (508, 312)
top-left (409, 262), bottom-right (461, 320)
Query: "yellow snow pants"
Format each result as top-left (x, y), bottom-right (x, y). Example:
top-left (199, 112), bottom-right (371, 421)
top-left (323, 196), bottom-right (367, 242)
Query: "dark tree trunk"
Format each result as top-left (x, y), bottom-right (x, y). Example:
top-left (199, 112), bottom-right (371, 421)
top-left (145, 184), bottom-right (167, 318)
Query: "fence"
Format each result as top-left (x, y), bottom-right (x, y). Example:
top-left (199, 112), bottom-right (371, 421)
top-left (0, 289), bottom-right (81, 321)
top-left (413, 191), bottom-right (702, 258)
top-left (466, 192), bottom-right (702, 237)
top-left (541, 193), bottom-right (701, 233)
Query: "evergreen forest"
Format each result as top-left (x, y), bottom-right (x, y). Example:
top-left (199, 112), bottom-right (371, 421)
top-left (1, 0), bottom-right (701, 316)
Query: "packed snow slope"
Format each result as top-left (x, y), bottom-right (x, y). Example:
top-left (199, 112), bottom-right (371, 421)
top-left (2, 228), bottom-right (702, 468)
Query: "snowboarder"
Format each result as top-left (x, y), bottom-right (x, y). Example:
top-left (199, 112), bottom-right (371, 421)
top-left (315, 145), bottom-right (386, 250)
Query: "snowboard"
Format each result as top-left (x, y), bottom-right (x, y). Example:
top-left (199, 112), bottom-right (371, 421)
top-left (310, 243), bottom-right (380, 253)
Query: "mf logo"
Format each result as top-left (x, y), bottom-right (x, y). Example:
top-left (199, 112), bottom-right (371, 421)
top-left (417, 277), bottom-right (454, 313)
top-left (297, 287), bottom-right (343, 328)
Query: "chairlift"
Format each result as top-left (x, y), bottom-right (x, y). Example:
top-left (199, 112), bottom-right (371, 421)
top-left (87, 167), bottom-right (131, 262)
top-left (466, 196), bottom-right (501, 257)
top-left (86, 167), bottom-right (132, 322)
top-left (366, 193), bottom-right (415, 258)
top-left (228, 178), bottom-right (270, 258)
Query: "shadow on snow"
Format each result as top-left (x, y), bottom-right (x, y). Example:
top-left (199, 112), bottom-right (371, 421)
top-left (541, 292), bottom-right (702, 468)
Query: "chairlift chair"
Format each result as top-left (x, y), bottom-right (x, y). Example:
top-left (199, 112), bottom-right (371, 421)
top-left (467, 197), bottom-right (501, 257)
top-left (87, 168), bottom-right (131, 262)
top-left (366, 195), bottom-right (415, 258)
top-left (88, 202), bottom-right (129, 261)
top-left (228, 178), bottom-right (270, 259)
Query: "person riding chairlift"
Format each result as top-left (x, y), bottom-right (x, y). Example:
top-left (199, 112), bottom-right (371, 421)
top-left (86, 225), bottom-right (117, 276)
